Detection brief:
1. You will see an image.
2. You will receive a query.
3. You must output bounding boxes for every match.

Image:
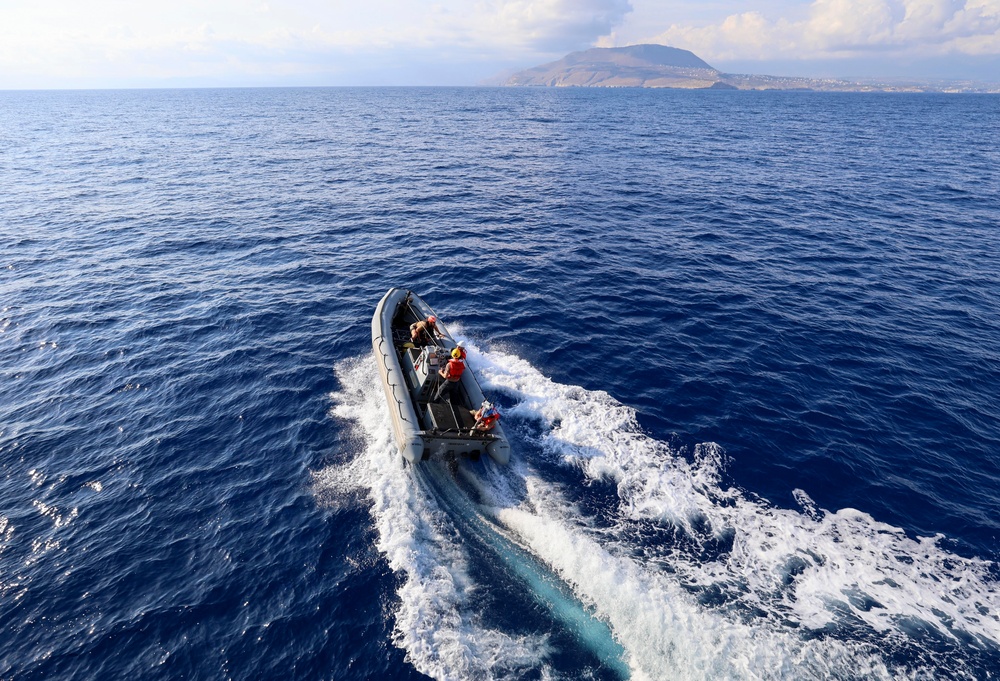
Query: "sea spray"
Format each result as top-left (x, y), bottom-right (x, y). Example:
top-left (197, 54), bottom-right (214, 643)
top-left (467, 338), bottom-right (1000, 675)
top-left (320, 357), bottom-right (549, 681)
top-left (417, 462), bottom-right (631, 679)
top-left (323, 354), bottom-right (906, 679)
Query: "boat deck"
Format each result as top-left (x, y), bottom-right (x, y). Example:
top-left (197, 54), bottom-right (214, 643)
top-left (373, 287), bottom-right (510, 465)
top-left (389, 305), bottom-right (497, 442)
top-left (425, 401), bottom-right (478, 434)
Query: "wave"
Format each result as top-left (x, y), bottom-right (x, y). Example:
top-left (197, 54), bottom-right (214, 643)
top-left (316, 357), bottom-right (551, 681)
top-left (318, 342), bottom-right (999, 679)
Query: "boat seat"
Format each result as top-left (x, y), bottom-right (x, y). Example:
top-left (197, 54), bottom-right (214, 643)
top-left (426, 401), bottom-right (480, 434)
top-left (427, 402), bottom-right (460, 432)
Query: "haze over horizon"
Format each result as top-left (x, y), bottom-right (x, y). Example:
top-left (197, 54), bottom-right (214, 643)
top-left (2, 0), bottom-right (999, 89)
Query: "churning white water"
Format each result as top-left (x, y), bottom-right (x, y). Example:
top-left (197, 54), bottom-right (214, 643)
top-left (316, 341), bottom-right (999, 680)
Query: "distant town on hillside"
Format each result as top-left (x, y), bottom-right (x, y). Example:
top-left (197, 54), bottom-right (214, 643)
top-left (500, 44), bottom-right (1000, 93)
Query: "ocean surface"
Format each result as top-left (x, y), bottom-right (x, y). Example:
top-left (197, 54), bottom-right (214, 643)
top-left (2, 86), bottom-right (999, 680)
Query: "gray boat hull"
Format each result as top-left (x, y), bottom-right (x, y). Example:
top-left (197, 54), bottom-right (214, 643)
top-left (371, 288), bottom-right (511, 465)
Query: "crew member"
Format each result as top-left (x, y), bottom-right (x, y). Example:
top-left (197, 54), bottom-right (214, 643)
top-left (471, 401), bottom-right (500, 432)
top-left (434, 347), bottom-right (465, 402)
top-left (410, 315), bottom-right (440, 346)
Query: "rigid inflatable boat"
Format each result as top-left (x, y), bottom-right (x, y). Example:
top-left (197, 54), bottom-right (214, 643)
top-left (371, 288), bottom-right (511, 465)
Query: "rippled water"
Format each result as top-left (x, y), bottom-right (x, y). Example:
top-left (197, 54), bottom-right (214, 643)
top-left (2, 87), bottom-right (999, 680)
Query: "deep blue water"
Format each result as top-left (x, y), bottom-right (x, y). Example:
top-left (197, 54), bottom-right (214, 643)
top-left (2, 87), bottom-right (999, 680)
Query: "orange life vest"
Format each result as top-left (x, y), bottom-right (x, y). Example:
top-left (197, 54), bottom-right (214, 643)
top-left (444, 358), bottom-right (464, 381)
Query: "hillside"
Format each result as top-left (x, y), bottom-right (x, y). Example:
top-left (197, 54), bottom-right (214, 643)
top-left (503, 44), bottom-right (1000, 93)
top-left (504, 45), bottom-right (723, 89)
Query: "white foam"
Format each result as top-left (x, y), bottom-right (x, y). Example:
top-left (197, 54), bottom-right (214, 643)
top-left (468, 344), bottom-right (731, 536)
top-left (321, 342), bottom-right (999, 679)
top-left (315, 357), bottom-right (549, 681)
top-left (470, 340), bottom-right (1000, 657)
top-left (492, 476), bottom-right (895, 680)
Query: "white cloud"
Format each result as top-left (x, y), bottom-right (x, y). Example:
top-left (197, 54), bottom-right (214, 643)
top-left (482, 0), bottom-right (632, 50)
top-left (0, 0), bottom-right (997, 87)
top-left (638, 0), bottom-right (1000, 61)
top-left (0, 0), bottom-right (632, 87)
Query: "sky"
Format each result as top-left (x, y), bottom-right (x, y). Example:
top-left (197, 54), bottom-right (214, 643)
top-left (1, 0), bottom-right (998, 88)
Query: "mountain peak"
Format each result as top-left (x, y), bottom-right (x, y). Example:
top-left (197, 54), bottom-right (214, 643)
top-left (505, 44), bottom-right (720, 88)
top-left (565, 45), bottom-right (714, 70)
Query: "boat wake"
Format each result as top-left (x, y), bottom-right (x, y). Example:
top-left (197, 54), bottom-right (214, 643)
top-left (316, 340), bottom-right (1000, 680)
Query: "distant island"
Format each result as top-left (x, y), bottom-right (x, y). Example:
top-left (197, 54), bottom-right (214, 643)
top-left (502, 44), bottom-right (1000, 94)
